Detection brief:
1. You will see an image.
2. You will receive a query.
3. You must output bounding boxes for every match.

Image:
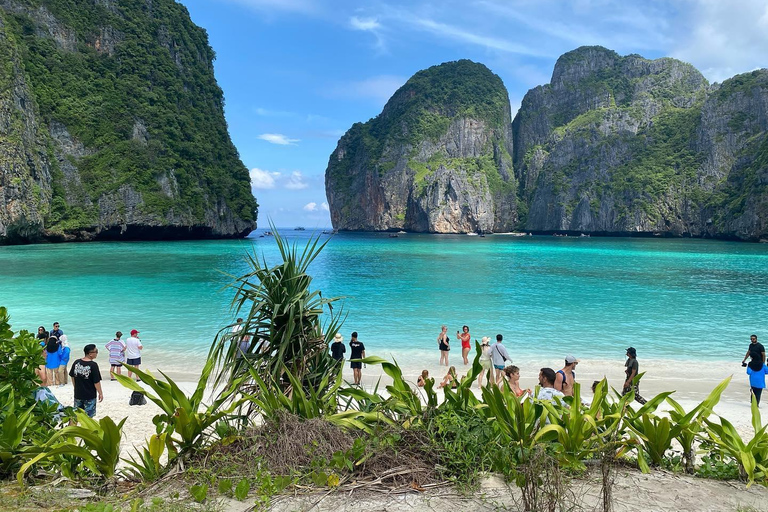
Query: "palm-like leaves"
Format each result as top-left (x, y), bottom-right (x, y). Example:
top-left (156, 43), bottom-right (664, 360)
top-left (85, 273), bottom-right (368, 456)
top-left (209, 226), bottom-right (345, 406)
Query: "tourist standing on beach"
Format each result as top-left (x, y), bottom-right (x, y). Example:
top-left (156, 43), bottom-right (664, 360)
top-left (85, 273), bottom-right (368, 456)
top-left (57, 335), bottom-right (70, 387)
top-left (437, 325), bottom-right (450, 366)
top-left (349, 332), bottom-right (365, 385)
top-left (330, 333), bottom-right (346, 361)
top-left (622, 347), bottom-right (647, 405)
top-left (491, 334), bottom-right (511, 385)
top-left (536, 368), bottom-right (565, 400)
top-left (125, 329), bottom-right (143, 381)
top-left (231, 318), bottom-right (251, 357)
top-left (44, 337), bottom-right (62, 386)
top-left (50, 322), bottom-right (63, 340)
top-left (477, 337), bottom-right (493, 388)
top-left (69, 344), bottom-right (103, 418)
top-left (458, 325), bottom-right (471, 365)
top-left (105, 332), bottom-right (126, 380)
top-left (742, 334), bottom-right (765, 368)
top-left (554, 355), bottom-right (579, 396)
top-left (36, 326), bottom-right (49, 343)
top-left (746, 361), bottom-right (768, 405)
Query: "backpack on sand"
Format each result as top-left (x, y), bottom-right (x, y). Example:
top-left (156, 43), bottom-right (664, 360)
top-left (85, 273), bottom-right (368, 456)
top-left (129, 391), bottom-right (147, 406)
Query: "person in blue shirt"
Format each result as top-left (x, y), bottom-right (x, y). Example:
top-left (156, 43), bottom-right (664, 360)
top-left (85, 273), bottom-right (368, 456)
top-left (44, 337), bottom-right (62, 386)
top-left (57, 335), bottom-right (71, 387)
top-left (746, 360), bottom-right (768, 406)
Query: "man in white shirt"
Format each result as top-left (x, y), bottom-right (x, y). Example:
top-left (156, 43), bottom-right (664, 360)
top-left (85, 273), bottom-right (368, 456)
top-left (125, 329), bottom-right (144, 381)
top-left (490, 334), bottom-right (511, 385)
top-left (536, 367), bottom-right (565, 401)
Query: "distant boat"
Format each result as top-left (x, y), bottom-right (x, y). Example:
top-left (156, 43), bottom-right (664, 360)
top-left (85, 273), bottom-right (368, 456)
top-left (466, 232), bottom-right (478, 236)
top-left (397, 230), bottom-right (406, 234)
top-left (294, 227), bottom-right (305, 231)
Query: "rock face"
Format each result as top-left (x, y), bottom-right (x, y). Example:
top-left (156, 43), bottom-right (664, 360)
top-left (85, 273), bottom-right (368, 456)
top-left (0, 0), bottom-right (257, 243)
top-left (326, 60), bottom-right (517, 233)
top-left (326, 46), bottom-right (768, 241)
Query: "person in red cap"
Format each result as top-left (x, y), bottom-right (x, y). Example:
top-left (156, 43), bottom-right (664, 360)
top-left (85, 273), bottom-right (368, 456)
top-left (125, 329), bottom-right (144, 381)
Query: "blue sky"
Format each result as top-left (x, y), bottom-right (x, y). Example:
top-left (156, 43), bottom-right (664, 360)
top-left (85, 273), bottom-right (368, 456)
top-left (179, 0), bottom-right (768, 229)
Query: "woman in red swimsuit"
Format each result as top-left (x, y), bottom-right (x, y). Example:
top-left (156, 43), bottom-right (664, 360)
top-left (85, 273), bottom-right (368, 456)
top-left (458, 325), bottom-right (471, 365)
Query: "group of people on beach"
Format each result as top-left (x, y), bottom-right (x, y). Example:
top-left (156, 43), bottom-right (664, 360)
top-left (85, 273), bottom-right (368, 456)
top-left (328, 326), bottom-right (648, 404)
top-left (432, 325), bottom-right (648, 403)
top-left (34, 322), bottom-right (145, 418)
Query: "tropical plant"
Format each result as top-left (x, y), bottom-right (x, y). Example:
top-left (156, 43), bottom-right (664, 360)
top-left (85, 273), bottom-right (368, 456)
top-left (0, 388), bottom-right (38, 477)
top-left (666, 376), bottom-right (730, 473)
top-left (17, 412), bottom-right (125, 484)
top-left (704, 398), bottom-right (768, 486)
top-left (122, 433), bottom-right (168, 482)
top-left (116, 359), bottom-right (247, 463)
top-left (208, 226), bottom-right (345, 406)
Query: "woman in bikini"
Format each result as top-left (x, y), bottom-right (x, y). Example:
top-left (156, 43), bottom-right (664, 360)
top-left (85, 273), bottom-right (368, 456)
top-left (438, 366), bottom-right (458, 388)
top-left (438, 325), bottom-right (450, 366)
top-left (417, 369), bottom-right (429, 387)
top-left (502, 365), bottom-right (531, 398)
top-left (457, 325), bottom-right (471, 365)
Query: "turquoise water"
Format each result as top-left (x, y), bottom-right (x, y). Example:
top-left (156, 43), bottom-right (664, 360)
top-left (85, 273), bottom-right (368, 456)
top-left (1, 230), bottom-right (767, 376)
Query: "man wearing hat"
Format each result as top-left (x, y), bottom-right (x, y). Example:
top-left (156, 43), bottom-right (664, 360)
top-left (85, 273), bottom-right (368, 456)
top-left (622, 347), bottom-right (646, 404)
top-left (330, 333), bottom-right (346, 361)
top-left (125, 329), bottom-right (144, 381)
top-left (554, 355), bottom-right (579, 397)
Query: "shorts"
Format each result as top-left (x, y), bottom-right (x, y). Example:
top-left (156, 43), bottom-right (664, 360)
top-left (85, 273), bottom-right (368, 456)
top-left (350, 361), bottom-right (362, 370)
top-left (74, 398), bottom-right (97, 418)
top-left (127, 357), bottom-right (141, 366)
top-left (494, 364), bottom-right (505, 370)
top-left (57, 365), bottom-right (68, 384)
top-left (110, 362), bottom-right (123, 368)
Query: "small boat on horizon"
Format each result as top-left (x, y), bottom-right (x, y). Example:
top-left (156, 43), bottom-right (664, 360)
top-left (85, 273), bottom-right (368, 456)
top-left (294, 226), bottom-right (305, 231)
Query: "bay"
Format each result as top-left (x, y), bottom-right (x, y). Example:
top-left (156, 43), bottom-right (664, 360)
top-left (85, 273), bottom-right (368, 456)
top-left (1, 230), bottom-right (767, 378)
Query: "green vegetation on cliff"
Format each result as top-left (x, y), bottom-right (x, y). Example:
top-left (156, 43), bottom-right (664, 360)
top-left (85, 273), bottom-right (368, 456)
top-left (2, 0), bottom-right (256, 232)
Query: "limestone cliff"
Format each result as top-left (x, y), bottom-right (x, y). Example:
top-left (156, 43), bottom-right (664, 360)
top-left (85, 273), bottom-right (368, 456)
top-left (0, 0), bottom-right (256, 243)
top-left (325, 60), bottom-right (517, 233)
top-left (327, 46), bottom-right (768, 240)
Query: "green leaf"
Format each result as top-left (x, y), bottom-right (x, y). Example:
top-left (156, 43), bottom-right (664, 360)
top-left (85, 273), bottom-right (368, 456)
top-left (189, 484), bottom-right (208, 503)
top-left (234, 478), bottom-right (250, 501)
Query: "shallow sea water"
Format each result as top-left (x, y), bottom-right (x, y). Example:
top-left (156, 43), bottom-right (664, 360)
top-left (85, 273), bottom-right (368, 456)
top-left (2, 230), bottom-right (767, 379)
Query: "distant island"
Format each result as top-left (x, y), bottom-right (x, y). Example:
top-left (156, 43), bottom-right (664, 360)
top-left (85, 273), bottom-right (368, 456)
top-left (325, 47), bottom-right (768, 241)
top-left (0, 0), bottom-right (257, 244)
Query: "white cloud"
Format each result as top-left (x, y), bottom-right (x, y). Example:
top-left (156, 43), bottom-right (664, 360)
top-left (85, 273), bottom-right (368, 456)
top-left (408, 17), bottom-right (551, 57)
top-left (285, 171), bottom-right (309, 190)
top-left (670, 0), bottom-right (768, 83)
top-left (321, 202), bottom-right (329, 211)
top-left (350, 16), bottom-right (380, 31)
top-left (326, 74), bottom-right (407, 104)
top-left (257, 133), bottom-right (300, 145)
top-left (254, 107), bottom-right (295, 117)
top-left (303, 202), bottom-right (318, 211)
top-left (249, 168), bottom-right (278, 189)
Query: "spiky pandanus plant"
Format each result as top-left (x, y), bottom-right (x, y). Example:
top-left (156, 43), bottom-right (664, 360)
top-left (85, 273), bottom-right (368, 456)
top-left (209, 226), bottom-right (345, 409)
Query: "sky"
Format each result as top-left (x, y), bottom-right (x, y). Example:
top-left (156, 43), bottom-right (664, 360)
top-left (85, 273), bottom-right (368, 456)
top-left (179, 0), bottom-right (768, 229)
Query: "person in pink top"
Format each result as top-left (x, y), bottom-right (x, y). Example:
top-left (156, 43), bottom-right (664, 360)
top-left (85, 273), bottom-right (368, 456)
top-left (105, 331), bottom-right (127, 380)
top-left (125, 329), bottom-right (144, 381)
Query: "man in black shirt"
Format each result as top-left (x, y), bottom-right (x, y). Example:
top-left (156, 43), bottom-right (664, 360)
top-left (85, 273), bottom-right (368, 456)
top-left (349, 332), bottom-right (365, 385)
top-left (622, 347), bottom-right (646, 405)
top-left (742, 334), bottom-right (765, 368)
top-left (330, 333), bottom-right (346, 361)
top-left (69, 344), bottom-right (103, 418)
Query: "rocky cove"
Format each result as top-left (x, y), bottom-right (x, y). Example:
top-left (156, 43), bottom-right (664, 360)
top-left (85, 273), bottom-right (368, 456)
top-left (325, 47), bottom-right (768, 241)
